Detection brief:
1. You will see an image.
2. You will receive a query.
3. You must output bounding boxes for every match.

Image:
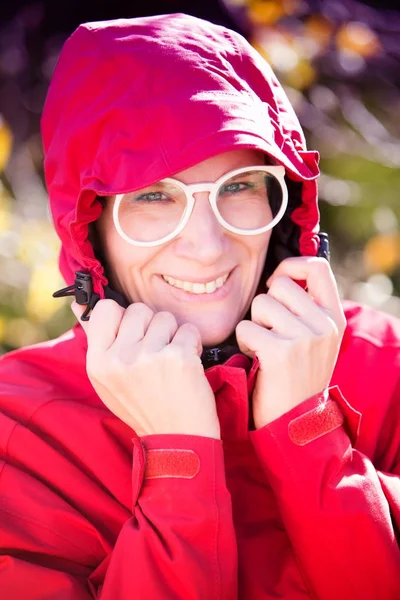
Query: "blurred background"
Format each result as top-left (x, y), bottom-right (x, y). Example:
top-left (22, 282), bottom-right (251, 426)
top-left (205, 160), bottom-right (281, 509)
top-left (0, 0), bottom-right (399, 354)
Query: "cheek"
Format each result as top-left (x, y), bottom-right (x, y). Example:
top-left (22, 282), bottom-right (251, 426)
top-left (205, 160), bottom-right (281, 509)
top-left (98, 228), bottom-right (151, 288)
top-left (246, 232), bottom-right (271, 267)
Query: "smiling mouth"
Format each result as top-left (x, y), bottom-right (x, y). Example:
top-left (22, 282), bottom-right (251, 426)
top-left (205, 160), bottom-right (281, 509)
top-left (161, 273), bottom-right (230, 294)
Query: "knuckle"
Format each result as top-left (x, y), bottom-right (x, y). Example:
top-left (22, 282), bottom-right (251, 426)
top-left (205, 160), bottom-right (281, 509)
top-left (179, 320), bottom-right (196, 331)
top-left (95, 298), bottom-right (122, 314)
top-left (299, 330), bottom-right (317, 347)
top-left (105, 354), bottom-right (125, 375)
top-left (87, 356), bottom-right (106, 380)
top-left (125, 302), bottom-right (154, 319)
top-left (134, 351), bottom-right (153, 369)
top-left (324, 316), bottom-right (342, 338)
top-left (277, 338), bottom-right (296, 360)
top-left (251, 293), bottom-right (268, 314)
top-left (269, 275), bottom-right (289, 292)
top-left (338, 314), bottom-right (347, 334)
top-left (86, 358), bottom-right (96, 379)
top-left (162, 344), bottom-right (185, 364)
top-left (157, 310), bottom-right (177, 326)
top-left (179, 321), bottom-right (200, 338)
top-left (235, 320), bottom-right (246, 334)
top-left (311, 256), bottom-right (331, 275)
top-left (90, 299), bottom-right (124, 324)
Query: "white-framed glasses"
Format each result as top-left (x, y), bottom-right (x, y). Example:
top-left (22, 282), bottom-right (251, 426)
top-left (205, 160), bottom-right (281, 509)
top-left (113, 165), bottom-right (288, 247)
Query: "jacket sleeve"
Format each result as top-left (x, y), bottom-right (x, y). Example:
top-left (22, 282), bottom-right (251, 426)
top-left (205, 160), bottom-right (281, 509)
top-left (0, 432), bottom-right (237, 600)
top-left (90, 434), bottom-right (238, 599)
top-left (249, 384), bottom-right (400, 600)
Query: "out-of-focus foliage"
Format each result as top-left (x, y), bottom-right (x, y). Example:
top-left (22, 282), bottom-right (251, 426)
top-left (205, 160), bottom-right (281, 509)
top-left (223, 0), bottom-right (400, 315)
top-left (0, 1), bottom-right (399, 354)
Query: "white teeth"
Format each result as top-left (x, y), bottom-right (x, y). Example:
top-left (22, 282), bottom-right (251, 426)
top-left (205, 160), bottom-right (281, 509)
top-left (192, 283), bottom-right (205, 294)
top-left (162, 273), bottom-right (229, 294)
top-left (205, 281), bottom-right (217, 294)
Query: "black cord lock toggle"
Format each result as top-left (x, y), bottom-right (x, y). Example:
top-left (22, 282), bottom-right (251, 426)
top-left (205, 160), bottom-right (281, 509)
top-left (317, 232), bottom-right (330, 262)
top-left (53, 271), bottom-right (100, 321)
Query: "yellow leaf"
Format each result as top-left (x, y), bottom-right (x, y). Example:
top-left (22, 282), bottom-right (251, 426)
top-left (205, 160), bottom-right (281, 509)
top-left (364, 234), bottom-right (400, 274)
top-left (285, 58), bottom-right (316, 90)
top-left (0, 117), bottom-right (13, 173)
top-left (26, 263), bottom-right (66, 323)
top-left (248, 0), bottom-right (285, 26)
top-left (3, 318), bottom-right (46, 349)
top-left (304, 15), bottom-right (334, 49)
top-left (336, 22), bottom-right (381, 58)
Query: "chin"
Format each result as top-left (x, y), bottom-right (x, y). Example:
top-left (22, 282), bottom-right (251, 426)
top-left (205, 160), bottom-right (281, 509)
top-left (173, 306), bottom-right (243, 348)
top-left (196, 323), bottom-right (237, 348)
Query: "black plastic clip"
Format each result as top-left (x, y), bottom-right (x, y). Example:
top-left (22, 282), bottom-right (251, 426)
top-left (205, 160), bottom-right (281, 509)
top-left (53, 271), bottom-right (100, 321)
top-left (317, 232), bottom-right (330, 262)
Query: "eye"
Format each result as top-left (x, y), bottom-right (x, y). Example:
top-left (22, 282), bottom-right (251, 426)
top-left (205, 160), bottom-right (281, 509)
top-left (134, 191), bottom-right (169, 202)
top-left (220, 181), bottom-right (253, 194)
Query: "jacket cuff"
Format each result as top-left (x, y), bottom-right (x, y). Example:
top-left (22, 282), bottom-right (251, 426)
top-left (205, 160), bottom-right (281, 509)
top-left (249, 386), bottom-right (361, 490)
top-left (131, 434), bottom-right (227, 507)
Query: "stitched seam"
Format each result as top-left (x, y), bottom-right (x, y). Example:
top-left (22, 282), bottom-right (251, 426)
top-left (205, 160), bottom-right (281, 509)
top-left (0, 504), bottom-right (103, 563)
top-left (224, 30), bottom-right (242, 63)
top-left (147, 473), bottom-right (201, 480)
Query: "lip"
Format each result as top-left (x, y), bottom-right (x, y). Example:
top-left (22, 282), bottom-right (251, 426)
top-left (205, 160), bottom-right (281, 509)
top-left (157, 268), bottom-right (236, 303)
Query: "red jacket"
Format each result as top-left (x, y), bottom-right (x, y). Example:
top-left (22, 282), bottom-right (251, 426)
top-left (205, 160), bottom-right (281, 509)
top-left (1, 13), bottom-right (399, 599)
top-left (1, 303), bottom-right (400, 599)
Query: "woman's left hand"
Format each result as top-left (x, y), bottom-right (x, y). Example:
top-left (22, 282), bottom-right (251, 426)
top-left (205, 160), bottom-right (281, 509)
top-left (235, 257), bottom-right (347, 429)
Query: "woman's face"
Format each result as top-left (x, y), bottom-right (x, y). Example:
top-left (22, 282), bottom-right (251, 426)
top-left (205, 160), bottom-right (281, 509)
top-left (96, 149), bottom-right (272, 346)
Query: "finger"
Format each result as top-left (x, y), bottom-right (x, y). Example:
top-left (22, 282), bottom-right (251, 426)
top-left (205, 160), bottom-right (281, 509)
top-left (71, 299), bottom-right (123, 349)
top-left (251, 293), bottom-right (311, 338)
top-left (85, 299), bottom-right (125, 356)
top-left (139, 311), bottom-right (178, 352)
top-left (236, 319), bottom-right (276, 362)
top-left (171, 322), bottom-right (203, 357)
top-left (71, 301), bottom-right (88, 334)
top-left (265, 276), bottom-right (336, 335)
top-left (111, 302), bottom-right (155, 355)
top-left (267, 257), bottom-right (344, 326)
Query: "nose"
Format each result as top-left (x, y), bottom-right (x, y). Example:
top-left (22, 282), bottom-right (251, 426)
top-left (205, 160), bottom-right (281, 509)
top-left (173, 191), bottom-right (227, 264)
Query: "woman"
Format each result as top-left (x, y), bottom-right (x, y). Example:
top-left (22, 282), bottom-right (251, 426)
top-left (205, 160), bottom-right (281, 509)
top-left (0, 13), bottom-right (399, 600)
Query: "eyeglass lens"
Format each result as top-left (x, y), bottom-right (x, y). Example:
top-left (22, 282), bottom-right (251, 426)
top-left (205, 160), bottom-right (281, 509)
top-left (116, 169), bottom-right (284, 244)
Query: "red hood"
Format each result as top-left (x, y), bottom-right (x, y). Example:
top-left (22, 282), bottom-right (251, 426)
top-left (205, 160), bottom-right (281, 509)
top-left (41, 13), bottom-right (320, 297)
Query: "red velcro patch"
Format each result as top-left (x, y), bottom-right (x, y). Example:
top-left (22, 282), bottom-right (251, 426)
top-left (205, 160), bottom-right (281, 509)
top-left (145, 449), bottom-right (200, 479)
top-left (288, 400), bottom-right (344, 446)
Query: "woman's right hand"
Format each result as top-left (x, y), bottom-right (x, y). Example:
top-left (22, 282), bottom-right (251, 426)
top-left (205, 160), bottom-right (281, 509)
top-left (72, 299), bottom-right (220, 439)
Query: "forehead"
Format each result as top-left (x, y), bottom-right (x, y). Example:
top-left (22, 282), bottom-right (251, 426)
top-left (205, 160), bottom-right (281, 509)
top-left (170, 149), bottom-right (266, 185)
